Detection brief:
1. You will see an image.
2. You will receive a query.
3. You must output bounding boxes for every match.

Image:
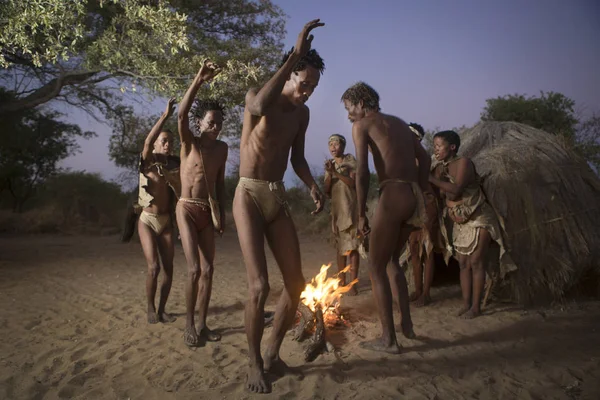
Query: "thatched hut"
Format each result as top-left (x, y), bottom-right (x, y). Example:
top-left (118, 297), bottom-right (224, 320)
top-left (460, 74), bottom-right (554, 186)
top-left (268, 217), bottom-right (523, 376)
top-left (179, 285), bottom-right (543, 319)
top-left (459, 121), bottom-right (600, 305)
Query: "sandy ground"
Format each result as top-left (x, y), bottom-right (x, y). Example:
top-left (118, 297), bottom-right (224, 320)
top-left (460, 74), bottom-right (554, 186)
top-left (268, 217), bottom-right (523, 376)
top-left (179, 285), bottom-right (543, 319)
top-left (0, 233), bottom-right (599, 400)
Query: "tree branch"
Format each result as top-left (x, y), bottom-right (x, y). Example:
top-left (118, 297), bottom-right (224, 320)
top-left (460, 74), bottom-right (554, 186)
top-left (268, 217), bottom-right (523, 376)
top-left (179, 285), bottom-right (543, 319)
top-left (0, 69), bottom-right (102, 115)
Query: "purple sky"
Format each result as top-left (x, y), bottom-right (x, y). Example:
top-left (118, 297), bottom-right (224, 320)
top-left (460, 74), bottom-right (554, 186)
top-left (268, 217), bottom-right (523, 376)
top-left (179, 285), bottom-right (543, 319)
top-left (62, 0), bottom-right (600, 186)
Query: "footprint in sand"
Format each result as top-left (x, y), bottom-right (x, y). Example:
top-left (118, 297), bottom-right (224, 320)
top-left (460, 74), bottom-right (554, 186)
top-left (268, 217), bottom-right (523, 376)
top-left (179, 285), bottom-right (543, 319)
top-left (24, 319), bottom-right (41, 330)
top-left (104, 350), bottom-right (117, 360)
top-left (72, 360), bottom-right (87, 375)
top-left (67, 373), bottom-right (87, 387)
top-left (58, 385), bottom-right (76, 399)
top-left (211, 346), bottom-right (228, 363)
top-left (69, 347), bottom-right (88, 362)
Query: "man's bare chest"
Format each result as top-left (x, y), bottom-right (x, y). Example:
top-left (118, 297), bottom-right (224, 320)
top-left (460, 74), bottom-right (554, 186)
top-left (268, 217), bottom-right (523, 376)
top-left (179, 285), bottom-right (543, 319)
top-left (258, 112), bottom-right (301, 141)
top-left (183, 147), bottom-right (221, 173)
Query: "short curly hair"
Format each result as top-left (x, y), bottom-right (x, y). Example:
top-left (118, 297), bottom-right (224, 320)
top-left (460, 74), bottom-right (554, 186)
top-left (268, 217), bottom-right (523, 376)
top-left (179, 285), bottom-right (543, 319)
top-left (280, 48), bottom-right (325, 74)
top-left (434, 130), bottom-right (461, 152)
top-left (190, 99), bottom-right (226, 120)
top-left (408, 122), bottom-right (425, 141)
top-left (341, 82), bottom-right (380, 112)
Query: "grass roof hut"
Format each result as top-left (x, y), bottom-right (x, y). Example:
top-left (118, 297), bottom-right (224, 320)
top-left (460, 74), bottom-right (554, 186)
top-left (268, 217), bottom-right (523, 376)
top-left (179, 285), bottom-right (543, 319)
top-left (459, 121), bottom-right (600, 305)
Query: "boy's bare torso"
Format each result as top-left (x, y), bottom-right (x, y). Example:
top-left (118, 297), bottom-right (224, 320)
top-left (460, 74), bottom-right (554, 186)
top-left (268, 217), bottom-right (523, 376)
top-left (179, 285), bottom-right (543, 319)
top-left (180, 138), bottom-right (227, 199)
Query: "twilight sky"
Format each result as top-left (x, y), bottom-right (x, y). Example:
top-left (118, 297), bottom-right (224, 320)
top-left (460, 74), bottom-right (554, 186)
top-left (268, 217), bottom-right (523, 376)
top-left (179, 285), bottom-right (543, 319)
top-left (62, 0), bottom-right (600, 186)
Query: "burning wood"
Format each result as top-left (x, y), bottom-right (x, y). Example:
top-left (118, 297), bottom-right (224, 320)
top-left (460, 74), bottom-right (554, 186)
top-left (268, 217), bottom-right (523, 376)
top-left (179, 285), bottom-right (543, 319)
top-left (293, 303), bottom-right (314, 341)
top-left (294, 264), bottom-right (358, 361)
top-left (304, 304), bottom-right (325, 362)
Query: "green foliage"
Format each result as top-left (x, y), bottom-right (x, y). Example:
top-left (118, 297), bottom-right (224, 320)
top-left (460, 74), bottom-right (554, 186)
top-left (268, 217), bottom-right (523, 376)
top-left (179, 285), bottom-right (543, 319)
top-left (0, 0), bottom-right (286, 116)
top-left (0, 89), bottom-right (95, 211)
top-left (0, 171), bottom-right (128, 234)
top-left (481, 91), bottom-right (579, 139)
top-left (481, 91), bottom-right (599, 171)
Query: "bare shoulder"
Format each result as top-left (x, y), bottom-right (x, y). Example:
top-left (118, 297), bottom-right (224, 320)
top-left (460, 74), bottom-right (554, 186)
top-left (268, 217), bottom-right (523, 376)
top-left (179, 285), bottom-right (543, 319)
top-left (352, 117), bottom-right (371, 136)
top-left (456, 156), bottom-right (471, 167)
top-left (299, 103), bottom-right (310, 122)
top-left (215, 139), bottom-right (229, 153)
top-left (245, 87), bottom-right (260, 102)
top-left (451, 156), bottom-right (473, 172)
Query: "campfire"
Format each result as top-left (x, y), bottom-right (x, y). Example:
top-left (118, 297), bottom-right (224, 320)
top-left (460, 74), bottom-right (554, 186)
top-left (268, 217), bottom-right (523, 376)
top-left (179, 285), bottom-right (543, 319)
top-left (294, 264), bottom-right (358, 361)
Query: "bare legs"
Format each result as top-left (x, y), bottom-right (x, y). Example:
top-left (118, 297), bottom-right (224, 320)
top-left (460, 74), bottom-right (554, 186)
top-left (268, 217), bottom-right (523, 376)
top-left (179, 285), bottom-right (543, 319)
top-left (176, 205), bottom-right (219, 346)
top-left (234, 187), bottom-right (304, 394)
top-left (337, 250), bottom-right (359, 295)
top-left (138, 220), bottom-right (176, 324)
top-left (409, 234), bottom-right (435, 307)
top-left (360, 183), bottom-right (416, 354)
top-left (456, 228), bottom-right (491, 319)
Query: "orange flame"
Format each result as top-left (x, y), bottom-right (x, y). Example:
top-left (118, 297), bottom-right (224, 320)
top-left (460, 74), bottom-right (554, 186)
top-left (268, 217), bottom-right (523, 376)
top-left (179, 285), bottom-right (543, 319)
top-left (300, 264), bottom-right (358, 315)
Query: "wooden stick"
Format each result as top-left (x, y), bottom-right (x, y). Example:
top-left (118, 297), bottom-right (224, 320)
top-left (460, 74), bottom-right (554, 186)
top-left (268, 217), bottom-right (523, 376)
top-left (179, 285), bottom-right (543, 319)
top-left (293, 303), bottom-right (314, 342)
top-left (304, 305), bottom-right (326, 362)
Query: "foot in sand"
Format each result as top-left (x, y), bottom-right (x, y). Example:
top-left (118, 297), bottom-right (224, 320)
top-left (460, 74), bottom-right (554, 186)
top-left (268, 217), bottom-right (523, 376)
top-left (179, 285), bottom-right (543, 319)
top-left (401, 323), bottom-right (416, 339)
top-left (409, 291), bottom-right (422, 302)
top-left (147, 310), bottom-right (158, 324)
top-left (199, 326), bottom-right (221, 342)
top-left (183, 326), bottom-right (202, 347)
top-left (158, 312), bottom-right (176, 323)
top-left (264, 352), bottom-right (299, 379)
top-left (460, 308), bottom-right (481, 320)
top-left (414, 294), bottom-right (431, 308)
top-left (456, 304), bottom-right (471, 317)
top-left (359, 338), bottom-right (401, 354)
top-left (246, 364), bottom-right (271, 394)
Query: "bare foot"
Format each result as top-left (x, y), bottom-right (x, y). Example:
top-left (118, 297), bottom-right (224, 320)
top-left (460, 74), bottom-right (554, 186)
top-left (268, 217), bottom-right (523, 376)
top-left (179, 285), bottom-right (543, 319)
top-left (158, 312), bottom-right (176, 323)
top-left (401, 323), bottom-right (417, 339)
top-left (183, 326), bottom-right (201, 347)
top-left (460, 309), bottom-right (481, 320)
top-left (199, 326), bottom-right (221, 342)
top-left (147, 310), bottom-right (158, 324)
top-left (456, 304), bottom-right (471, 317)
top-left (409, 291), bottom-right (421, 302)
top-left (264, 354), bottom-right (289, 377)
top-left (359, 338), bottom-right (401, 354)
top-left (414, 294), bottom-right (431, 308)
top-left (265, 351), bottom-right (302, 378)
top-left (246, 364), bottom-right (271, 394)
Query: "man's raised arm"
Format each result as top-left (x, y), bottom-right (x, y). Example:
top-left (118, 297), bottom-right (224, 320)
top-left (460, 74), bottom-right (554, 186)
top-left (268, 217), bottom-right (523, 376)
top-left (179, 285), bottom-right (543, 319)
top-left (178, 60), bottom-right (221, 150)
top-left (142, 98), bottom-right (176, 161)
